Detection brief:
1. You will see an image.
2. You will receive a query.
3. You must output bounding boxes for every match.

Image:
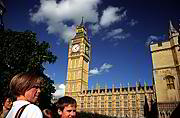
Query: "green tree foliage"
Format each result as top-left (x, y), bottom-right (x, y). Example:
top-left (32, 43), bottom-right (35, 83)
top-left (0, 29), bottom-right (57, 109)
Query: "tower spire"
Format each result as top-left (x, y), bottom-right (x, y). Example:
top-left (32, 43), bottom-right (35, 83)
top-left (169, 20), bottom-right (178, 37)
top-left (169, 21), bottom-right (177, 32)
top-left (80, 17), bottom-right (84, 26)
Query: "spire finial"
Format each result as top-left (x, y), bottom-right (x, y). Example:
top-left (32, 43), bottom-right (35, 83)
top-left (169, 20), bottom-right (178, 35)
top-left (169, 21), bottom-right (175, 31)
top-left (80, 17), bottom-right (84, 26)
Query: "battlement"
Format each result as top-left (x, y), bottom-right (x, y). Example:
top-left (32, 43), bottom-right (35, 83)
top-left (151, 21), bottom-right (180, 52)
top-left (151, 40), bottom-right (170, 52)
top-left (150, 38), bottom-right (179, 52)
top-left (76, 83), bottom-right (155, 117)
top-left (80, 84), bottom-right (154, 96)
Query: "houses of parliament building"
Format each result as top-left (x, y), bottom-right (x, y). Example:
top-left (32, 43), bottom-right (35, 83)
top-left (64, 19), bottom-right (180, 118)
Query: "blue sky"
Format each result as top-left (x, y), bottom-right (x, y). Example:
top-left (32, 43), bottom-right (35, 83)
top-left (3, 0), bottom-right (180, 97)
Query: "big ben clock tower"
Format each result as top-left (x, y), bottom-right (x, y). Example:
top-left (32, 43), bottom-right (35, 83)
top-left (65, 18), bottom-right (91, 98)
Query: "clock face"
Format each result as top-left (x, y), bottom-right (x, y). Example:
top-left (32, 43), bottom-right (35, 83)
top-left (72, 44), bottom-right (80, 52)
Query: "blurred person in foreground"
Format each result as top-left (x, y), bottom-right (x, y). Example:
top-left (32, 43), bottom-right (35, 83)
top-left (0, 92), bottom-right (13, 118)
top-left (6, 72), bottom-right (44, 118)
top-left (43, 108), bottom-right (53, 118)
top-left (55, 96), bottom-right (77, 118)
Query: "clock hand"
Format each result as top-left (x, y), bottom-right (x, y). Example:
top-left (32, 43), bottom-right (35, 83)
top-left (75, 46), bottom-right (79, 50)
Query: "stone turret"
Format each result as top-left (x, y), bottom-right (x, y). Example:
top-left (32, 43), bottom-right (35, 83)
top-left (150, 20), bottom-right (180, 118)
top-left (136, 81), bottom-right (141, 91)
top-left (169, 21), bottom-right (179, 39)
top-left (128, 82), bottom-right (130, 92)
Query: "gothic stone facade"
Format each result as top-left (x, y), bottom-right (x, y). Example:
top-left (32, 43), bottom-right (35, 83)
top-left (76, 85), bottom-right (155, 118)
top-left (150, 21), bottom-right (180, 118)
top-left (65, 19), bottom-right (155, 118)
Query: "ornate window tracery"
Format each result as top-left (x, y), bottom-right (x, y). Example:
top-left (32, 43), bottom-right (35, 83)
top-left (164, 75), bottom-right (175, 89)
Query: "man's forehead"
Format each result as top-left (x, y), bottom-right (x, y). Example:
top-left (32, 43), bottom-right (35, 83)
top-left (64, 104), bottom-right (76, 109)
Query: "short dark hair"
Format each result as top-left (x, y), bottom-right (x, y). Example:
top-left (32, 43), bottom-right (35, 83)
top-left (3, 92), bottom-right (14, 104)
top-left (10, 72), bottom-right (44, 96)
top-left (56, 96), bottom-right (77, 111)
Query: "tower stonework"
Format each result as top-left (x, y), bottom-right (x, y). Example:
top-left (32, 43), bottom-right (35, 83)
top-left (64, 19), bottom-right (155, 118)
top-left (65, 19), bottom-right (91, 98)
top-left (150, 21), bottom-right (180, 118)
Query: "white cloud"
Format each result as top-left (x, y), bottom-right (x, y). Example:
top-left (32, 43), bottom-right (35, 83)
top-left (30, 0), bottom-right (101, 42)
top-left (89, 63), bottom-right (113, 76)
top-left (53, 84), bottom-right (65, 97)
top-left (113, 33), bottom-right (130, 40)
top-left (58, 84), bottom-right (65, 89)
top-left (128, 19), bottom-right (138, 26)
top-left (103, 28), bottom-right (123, 40)
top-left (30, 0), bottom-right (129, 43)
top-left (56, 41), bottom-right (60, 45)
top-left (89, 23), bottom-right (101, 35)
top-left (43, 71), bottom-right (56, 80)
top-left (89, 67), bottom-right (100, 75)
top-left (146, 35), bottom-right (165, 46)
top-left (102, 28), bottom-right (130, 42)
top-left (100, 6), bottom-right (126, 27)
top-left (100, 63), bottom-right (113, 72)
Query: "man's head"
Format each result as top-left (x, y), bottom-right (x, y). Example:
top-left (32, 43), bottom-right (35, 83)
top-left (56, 96), bottom-right (77, 118)
top-left (10, 72), bottom-right (44, 103)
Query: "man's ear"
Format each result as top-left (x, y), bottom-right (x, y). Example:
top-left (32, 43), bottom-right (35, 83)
top-left (58, 109), bottom-right (62, 115)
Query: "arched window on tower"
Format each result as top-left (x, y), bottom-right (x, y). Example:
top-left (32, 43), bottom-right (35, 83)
top-left (166, 111), bottom-right (171, 117)
top-left (160, 112), bottom-right (165, 118)
top-left (163, 75), bottom-right (175, 89)
top-left (72, 84), bottom-right (75, 92)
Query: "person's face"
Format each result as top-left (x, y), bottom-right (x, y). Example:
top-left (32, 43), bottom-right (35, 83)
top-left (4, 98), bottom-right (12, 110)
top-left (59, 105), bottom-right (76, 118)
top-left (24, 84), bottom-right (41, 103)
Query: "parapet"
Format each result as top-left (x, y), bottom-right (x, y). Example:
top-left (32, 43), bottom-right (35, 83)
top-left (80, 83), bottom-right (154, 96)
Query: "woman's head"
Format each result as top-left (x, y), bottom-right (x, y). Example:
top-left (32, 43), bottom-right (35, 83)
top-left (10, 72), bottom-right (44, 103)
top-left (2, 92), bottom-right (13, 110)
top-left (3, 98), bottom-right (12, 110)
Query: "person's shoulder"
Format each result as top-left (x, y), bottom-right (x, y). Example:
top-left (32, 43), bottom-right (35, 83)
top-left (27, 104), bottom-right (41, 111)
top-left (0, 112), bottom-right (3, 118)
top-left (0, 110), bottom-right (2, 115)
top-left (23, 104), bottom-right (43, 117)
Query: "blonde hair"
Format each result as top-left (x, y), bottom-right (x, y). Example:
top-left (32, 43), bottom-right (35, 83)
top-left (10, 72), bottom-right (44, 96)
